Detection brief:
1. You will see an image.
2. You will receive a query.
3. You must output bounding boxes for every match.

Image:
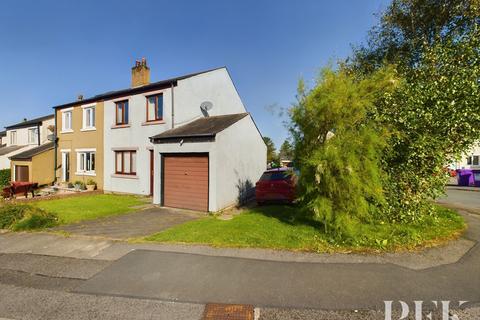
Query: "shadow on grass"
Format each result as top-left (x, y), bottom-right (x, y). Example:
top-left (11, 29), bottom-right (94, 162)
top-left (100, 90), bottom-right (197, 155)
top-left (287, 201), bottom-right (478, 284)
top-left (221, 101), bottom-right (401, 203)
top-left (251, 203), bottom-right (324, 230)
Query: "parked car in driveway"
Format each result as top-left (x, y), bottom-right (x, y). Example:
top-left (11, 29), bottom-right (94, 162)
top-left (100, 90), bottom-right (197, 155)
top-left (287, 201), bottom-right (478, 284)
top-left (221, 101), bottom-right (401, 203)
top-left (255, 168), bottom-right (297, 205)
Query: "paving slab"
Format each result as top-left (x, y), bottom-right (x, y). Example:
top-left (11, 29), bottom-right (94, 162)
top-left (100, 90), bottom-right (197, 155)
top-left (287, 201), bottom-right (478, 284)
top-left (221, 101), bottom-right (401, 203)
top-left (0, 253), bottom-right (111, 279)
top-left (51, 207), bottom-right (202, 239)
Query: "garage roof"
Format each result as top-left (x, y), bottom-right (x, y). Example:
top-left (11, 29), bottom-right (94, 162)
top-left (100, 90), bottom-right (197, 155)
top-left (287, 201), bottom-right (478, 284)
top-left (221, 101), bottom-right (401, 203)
top-left (9, 142), bottom-right (54, 161)
top-left (150, 113), bottom-right (248, 142)
top-left (0, 145), bottom-right (25, 156)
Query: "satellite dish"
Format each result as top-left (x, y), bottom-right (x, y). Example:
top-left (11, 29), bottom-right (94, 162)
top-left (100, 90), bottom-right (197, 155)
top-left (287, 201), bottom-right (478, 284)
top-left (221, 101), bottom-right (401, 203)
top-left (200, 101), bottom-right (213, 113)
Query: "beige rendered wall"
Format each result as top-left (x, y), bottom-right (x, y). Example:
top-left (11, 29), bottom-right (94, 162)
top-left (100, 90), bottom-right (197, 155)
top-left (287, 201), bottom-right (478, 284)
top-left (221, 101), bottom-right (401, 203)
top-left (56, 102), bottom-right (104, 189)
top-left (31, 148), bottom-right (54, 185)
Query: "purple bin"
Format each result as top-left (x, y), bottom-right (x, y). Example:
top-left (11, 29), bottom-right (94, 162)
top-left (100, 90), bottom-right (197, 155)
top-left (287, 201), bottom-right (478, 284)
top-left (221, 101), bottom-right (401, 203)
top-left (457, 169), bottom-right (474, 186)
top-left (473, 170), bottom-right (480, 187)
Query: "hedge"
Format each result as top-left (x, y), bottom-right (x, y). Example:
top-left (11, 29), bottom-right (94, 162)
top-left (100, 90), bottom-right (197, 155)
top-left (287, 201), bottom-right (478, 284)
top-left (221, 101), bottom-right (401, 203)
top-left (0, 169), bottom-right (11, 188)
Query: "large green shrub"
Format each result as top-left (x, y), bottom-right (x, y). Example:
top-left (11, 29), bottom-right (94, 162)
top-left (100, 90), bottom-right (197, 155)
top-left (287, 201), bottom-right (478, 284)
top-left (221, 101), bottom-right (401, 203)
top-left (0, 204), bottom-right (57, 230)
top-left (348, 1), bottom-right (480, 222)
top-left (290, 66), bottom-right (397, 239)
top-left (0, 169), bottom-right (11, 188)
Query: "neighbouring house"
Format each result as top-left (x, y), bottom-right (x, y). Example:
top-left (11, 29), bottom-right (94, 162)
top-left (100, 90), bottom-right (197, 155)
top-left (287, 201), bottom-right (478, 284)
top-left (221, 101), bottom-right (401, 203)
top-left (9, 142), bottom-right (55, 184)
top-left (280, 159), bottom-right (293, 168)
top-left (54, 96), bottom-right (104, 189)
top-left (452, 143), bottom-right (480, 170)
top-left (0, 115), bottom-right (54, 172)
top-left (54, 59), bottom-right (266, 211)
top-left (0, 131), bottom-right (6, 146)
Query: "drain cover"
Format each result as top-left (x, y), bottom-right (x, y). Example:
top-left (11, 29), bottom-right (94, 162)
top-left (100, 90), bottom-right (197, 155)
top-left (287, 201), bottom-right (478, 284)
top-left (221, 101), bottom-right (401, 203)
top-left (203, 303), bottom-right (254, 320)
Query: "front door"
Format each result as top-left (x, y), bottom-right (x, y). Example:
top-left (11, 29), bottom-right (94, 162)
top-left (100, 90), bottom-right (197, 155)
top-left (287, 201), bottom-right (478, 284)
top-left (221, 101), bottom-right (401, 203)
top-left (149, 150), bottom-right (154, 196)
top-left (62, 152), bottom-right (70, 182)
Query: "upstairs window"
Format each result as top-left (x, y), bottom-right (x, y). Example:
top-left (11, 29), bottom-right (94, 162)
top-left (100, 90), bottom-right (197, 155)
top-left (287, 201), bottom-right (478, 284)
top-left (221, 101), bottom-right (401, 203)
top-left (28, 128), bottom-right (38, 144)
top-left (115, 100), bottom-right (129, 125)
top-left (115, 150), bottom-right (137, 175)
top-left (83, 106), bottom-right (95, 129)
top-left (10, 131), bottom-right (17, 145)
top-left (146, 94), bottom-right (163, 122)
top-left (62, 111), bottom-right (72, 131)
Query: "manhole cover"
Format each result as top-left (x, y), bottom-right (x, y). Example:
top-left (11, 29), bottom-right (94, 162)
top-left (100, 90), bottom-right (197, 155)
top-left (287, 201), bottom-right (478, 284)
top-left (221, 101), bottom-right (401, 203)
top-left (203, 303), bottom-right (254, 320)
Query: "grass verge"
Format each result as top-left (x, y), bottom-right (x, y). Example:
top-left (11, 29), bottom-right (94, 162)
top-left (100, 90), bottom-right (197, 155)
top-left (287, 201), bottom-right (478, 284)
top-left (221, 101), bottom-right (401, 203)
top-left (144, 204), bottom-right (465, 252)
top-left (32, 194), bottom-right (145, 224)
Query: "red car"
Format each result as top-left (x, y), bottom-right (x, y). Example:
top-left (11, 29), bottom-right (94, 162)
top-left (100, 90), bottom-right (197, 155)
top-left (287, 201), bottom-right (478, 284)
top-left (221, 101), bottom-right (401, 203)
top-left (255, 168), bottom-right (297, 205)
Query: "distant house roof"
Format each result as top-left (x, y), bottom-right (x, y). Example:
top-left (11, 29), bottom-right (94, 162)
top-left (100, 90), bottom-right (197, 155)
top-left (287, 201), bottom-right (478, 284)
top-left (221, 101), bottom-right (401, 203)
top-left (5, 115), bottom-right (54, 130)
top-left (150, 113), bottom-right (248, 143)
top-left (0, 145), bottom-right (25, 156)
top-left (9, 142), bottom-right (54, 161)
top-left (54, 66), bottom-right (225, 110)
top-left (0, 131), bottom-right (6, 137)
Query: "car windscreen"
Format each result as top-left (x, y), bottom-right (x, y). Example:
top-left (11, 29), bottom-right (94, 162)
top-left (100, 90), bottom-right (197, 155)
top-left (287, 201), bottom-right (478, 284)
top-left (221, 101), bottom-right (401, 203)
top-left (260, 171), bottom-right (290, 181)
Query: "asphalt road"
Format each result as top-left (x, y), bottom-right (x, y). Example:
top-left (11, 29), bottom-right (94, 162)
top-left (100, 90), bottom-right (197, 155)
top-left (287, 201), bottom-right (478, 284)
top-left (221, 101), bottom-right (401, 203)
top-left (438, 187), bottom-right (480, 213)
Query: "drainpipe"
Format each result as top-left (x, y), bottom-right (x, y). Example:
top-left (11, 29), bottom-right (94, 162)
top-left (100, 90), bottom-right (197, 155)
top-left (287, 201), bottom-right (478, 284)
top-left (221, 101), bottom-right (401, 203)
top-left (171, 82), bottom-right (175, 129)
top-left (37, 124), bottom-right (40, 146)
top-left (53, 110), bottom-right (57, 184)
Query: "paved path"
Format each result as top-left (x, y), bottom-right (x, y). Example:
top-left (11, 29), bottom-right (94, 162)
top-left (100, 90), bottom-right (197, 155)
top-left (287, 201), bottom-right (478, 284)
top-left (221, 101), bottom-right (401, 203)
top-left (51, 207), bottom-right (202, 239)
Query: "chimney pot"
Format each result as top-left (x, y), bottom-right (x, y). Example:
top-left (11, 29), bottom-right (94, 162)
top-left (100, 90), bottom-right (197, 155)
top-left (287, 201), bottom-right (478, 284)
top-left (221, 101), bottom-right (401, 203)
top-left (77, 94), bottom-right (84, 101)
top-left (131, 58), bottom-right (150, 87)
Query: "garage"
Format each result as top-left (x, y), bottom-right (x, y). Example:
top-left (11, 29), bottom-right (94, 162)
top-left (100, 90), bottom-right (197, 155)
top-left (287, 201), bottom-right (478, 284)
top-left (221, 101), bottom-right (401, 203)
top-left (151, 113), bottom-right (267, 212)
top-left (15, 165), bottom-right (29, 182)
top-left (162, 154), bottom-right (209, 211)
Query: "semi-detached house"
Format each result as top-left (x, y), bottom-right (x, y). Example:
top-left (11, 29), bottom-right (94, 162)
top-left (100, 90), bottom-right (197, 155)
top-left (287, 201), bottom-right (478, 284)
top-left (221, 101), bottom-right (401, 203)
top-left (1, 115), bottom-right (55, 185)
top-left (54, 60), bottom-right (266, 212)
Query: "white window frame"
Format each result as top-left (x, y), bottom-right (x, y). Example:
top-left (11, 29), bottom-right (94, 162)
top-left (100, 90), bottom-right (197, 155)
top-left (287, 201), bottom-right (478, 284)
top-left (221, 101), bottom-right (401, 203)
top-left (28, 127), bottom-right (38, 144)
top-left (75, 148), bottom-right (96, 176)
top-left (9, 130), bottom-right (17, 145)
top-left (61, 108), bottom-right (73, 133)
top-left (81, 105), bottom-right (96, 131)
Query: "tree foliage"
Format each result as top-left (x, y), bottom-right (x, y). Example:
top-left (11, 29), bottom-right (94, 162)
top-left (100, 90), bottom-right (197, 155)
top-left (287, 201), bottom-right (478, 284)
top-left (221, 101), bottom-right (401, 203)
top-left (290, 0), bottom-right (480, 237)
top-left (379, 26), bottom-right (480, 221)
top-left (279, 140), bottom-right (294, 161)
top-left (263, 136), bottom-right (279, 166)
top-left (290, 67), bottom-right (397, 237)
top-left (350, 0), bottom-right (480, 73)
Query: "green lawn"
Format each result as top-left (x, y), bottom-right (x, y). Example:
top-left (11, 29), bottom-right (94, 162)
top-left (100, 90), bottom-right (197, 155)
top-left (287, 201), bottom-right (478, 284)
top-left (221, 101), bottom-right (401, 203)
top-left (144, 205), bottom-right (465, 252)
top-left (33, 194), bottom-right (145, 224)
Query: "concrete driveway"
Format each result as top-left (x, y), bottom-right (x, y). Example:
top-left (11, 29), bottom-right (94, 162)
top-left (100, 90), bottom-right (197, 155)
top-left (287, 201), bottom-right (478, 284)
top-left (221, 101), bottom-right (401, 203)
top-left (52, 207), bottom-right (202, 240)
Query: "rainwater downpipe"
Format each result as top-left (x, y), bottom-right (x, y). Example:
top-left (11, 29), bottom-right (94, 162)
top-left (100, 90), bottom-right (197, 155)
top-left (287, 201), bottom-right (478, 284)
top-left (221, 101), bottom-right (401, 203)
top-left (171, 82), bottom-right (175, 129)
top-left (53, 110), bottom-right (57, 184)
top-left (37, 124), bottom-right (40, 146)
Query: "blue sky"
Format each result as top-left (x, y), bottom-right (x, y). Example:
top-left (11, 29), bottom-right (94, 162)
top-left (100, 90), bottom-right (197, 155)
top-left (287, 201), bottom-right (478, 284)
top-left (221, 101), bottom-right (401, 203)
top-left (0, 0), bottom-right (388, 148)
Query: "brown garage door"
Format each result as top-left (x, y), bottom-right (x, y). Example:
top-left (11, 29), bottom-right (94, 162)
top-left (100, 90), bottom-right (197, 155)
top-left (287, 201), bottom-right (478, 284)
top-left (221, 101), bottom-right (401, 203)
top-left (163, 154), bottom-right (208, 211)
top-left (15, 165), bottom-right (29, 182)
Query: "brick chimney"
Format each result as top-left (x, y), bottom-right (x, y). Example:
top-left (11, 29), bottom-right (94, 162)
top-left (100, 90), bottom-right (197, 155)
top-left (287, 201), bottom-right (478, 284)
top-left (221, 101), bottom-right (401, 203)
top-left (131, 58), bottom-right (150, 87)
